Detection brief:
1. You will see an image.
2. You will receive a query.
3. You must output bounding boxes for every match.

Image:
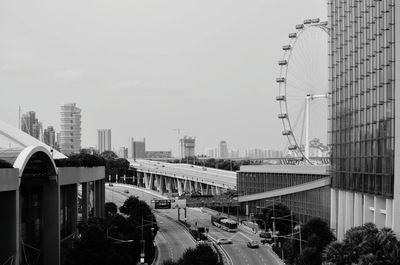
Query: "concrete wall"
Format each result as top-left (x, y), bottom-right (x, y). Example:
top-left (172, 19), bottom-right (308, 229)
top-left (58, 166), bottom-right (105, 185)
top-left (331, 188), bottom-right (394, 240)
top-left (0, 168), bottom-right (19, 192)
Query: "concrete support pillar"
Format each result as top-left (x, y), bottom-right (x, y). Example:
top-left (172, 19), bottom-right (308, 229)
top-left (205, 184), bottom-right (210, 195)
top-left (386, 199), bottom-right (393, 228)
top-left (184, 179), bottom-right (189, 193)
top-left (354, 192), bottom-right (363, 226)
top-left (177, 179), bottom-right (183, 196)
top-left (166, 177), bottom-right (172, 194)
top-left (211, 186), bottom-right (216, 196)
top-left (363, 194), bottom-right (374, 224)
top-left (144, 173), bottom-right (150, 189)
top-left (155, 175), bottom-right (160, 191)
top-left (345, 191), bottom-right (354, 232)
top-left (160, 176), bottom-right (165, 195)
top-left (215, 187), bottom-right (221, 196)
top-left (42, 180), bottom-right (60, 265)
top-left (330, 189), bottom-right (337, 234)
top-left (189, 181), bottom-right (193, 193)
top-left (149, 174), bottom-right (154, 190)
top-left (82, 182), bottom-right (89, 221)
top-left (374, 196), bottom-right (386, 229)
top-left (200, 183), bottom-right (204, 195)
top-left (337, 190), bottom-right (346, 241)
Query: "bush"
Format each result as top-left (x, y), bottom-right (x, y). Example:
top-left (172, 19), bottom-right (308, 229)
top-left (55, 153), bottom-right (106, 167)
top-left (0, 159), bottom-right (13, 168)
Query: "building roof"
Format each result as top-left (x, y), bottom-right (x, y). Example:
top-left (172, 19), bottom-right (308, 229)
top-left (0, 119), bottom-right (66, 159)
top-left (239, 164), bottom-right (329, 175)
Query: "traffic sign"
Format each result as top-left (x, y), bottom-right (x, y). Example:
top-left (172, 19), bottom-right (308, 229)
top-left (154, 200), bottom-right (172, 209)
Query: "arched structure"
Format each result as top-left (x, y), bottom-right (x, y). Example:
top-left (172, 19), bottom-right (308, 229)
top-left (0, 120), bottom-right (105, 265)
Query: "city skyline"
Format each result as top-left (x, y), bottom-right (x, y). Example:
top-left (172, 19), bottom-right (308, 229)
top-left (0, 0), bottom-right (326, 156)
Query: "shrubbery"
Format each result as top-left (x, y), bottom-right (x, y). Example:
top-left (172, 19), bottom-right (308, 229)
top-left (55, 153), bottom-right (106, 167)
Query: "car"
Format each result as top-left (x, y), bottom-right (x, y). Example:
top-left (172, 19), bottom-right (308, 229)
top-left (216, 238), bottom-right (232, 245)
top-left (108, 183), bottom-right (114, 187)
top-left (247, 241), bottom-right (259, 248)
top-left (124, 189), bottom-right (129, 194)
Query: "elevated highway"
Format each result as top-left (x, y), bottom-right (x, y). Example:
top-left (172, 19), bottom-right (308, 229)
top-left (129, 159), bottom-right (236, 196)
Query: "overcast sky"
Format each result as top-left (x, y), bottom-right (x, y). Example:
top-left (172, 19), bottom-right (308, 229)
top-left (0, 0), bottom-right (327, 156)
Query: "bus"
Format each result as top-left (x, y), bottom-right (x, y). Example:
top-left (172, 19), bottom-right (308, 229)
top-left (211, 215), bottom-right (238, 232)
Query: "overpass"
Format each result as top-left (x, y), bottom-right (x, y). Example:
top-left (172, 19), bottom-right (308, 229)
top-left (129, 159), bottom-right (236, 196)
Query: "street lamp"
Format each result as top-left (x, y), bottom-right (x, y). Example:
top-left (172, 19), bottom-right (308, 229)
top-left (136, 213), bottom-right (157, 264)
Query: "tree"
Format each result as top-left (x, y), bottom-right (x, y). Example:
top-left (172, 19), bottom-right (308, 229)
top-left (105, 202), bottom-right (118, 218)
top-left (162, 244), bottom-right (221, 265)
top-left (255, 202), bottom-right (293, 236)
top-left (323, 223), bottom-right (400, 265)
top-left (101, 151), bottom-right (118, 160)
top-left (64, 223), bottom-right (134, 265)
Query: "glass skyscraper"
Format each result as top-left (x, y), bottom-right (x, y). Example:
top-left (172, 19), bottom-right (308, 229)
top-left (328, 0), bottom-right (400, 239)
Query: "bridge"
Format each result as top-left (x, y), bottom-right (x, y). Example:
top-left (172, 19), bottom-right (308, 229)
top-left (129, 159), bottom-right (236, 196)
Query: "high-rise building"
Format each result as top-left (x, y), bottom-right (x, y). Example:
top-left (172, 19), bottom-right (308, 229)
top-left (328, 0), bottom-right (400, 239)
top-left (118, 147), bottom-right (128, 158)
top-left (180, 136), bottom-right (195, 158)
top-left (43, 126), bottom-right (56, 147)
top-left (60, 103), bottom-right (81, 154)
top-left (218, 141), bottom-right (229, 158)
top-left (128, 137), bottom-right (146, 159)
top-left (20, 111), bottom-right (42, 140)
top-left (97, 129), bottom-right (112, 154)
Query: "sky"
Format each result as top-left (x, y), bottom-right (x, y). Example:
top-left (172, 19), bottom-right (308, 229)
top-left (0, 0), bottom-right (327, 156)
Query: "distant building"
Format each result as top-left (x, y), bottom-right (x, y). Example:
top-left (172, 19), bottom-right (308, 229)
top-left (128, 137), bottom-right (146, 159)
top-left (180, 136), bottom-right (195, 158)
top-left (118, 147), bottom-right (128, 158)
top-left (204, 147), bottom-right (218, 158)
top-left (229, 149), bottom-right (240, 158)
top-left (21, 111), bottom-right (42, 140)
top-left (244, 148), bottom-right (283, 159)
top-left (97, 129), bottom-right (112, 154)
top-left (218, 141), bottom-right (229, 158)
top-left (60, 103), bottom-right (81, 154)
top-left (43, 126), bottom-right (56, 147)
top-left (145, 150), bottom-right (172, 159)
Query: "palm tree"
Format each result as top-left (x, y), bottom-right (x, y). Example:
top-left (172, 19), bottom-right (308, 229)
top-left (323, 242), bottom-right (348, 265)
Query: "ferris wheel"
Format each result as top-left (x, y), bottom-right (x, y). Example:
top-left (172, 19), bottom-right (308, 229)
top-left (276, 18), bottom-right (329, 163)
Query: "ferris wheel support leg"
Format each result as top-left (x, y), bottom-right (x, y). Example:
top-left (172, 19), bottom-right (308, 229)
top-left (305, 95), bottom-right (311, 160)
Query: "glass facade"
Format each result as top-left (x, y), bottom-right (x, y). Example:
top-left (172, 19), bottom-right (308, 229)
top-left (329, 0), bottom-right (395, 198)
top-left (238, 171), bottom-right (330, 224)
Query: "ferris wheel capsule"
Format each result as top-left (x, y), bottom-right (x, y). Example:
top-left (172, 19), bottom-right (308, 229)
top-left (276, 77), bottom-right (285, 83)
top-left (276, 95), bottom-right (286, 101)
top-left (282, 45), bottom-right (291, 51)
top-left (288, 145), bottom-right (298, 150)
top-left (288, 33), bottom-right (297, 38)
top-left (295, 24), bottom-right (304, 30)
top-left (278, 60), bottom-right (288, 66)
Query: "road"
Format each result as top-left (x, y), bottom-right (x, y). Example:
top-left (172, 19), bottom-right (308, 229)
top-left (106, 184), bottom-right (282, 265)
top-left (105, 184), bottom-right (196, 265)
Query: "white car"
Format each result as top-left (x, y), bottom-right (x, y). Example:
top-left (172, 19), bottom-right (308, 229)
top-left (217, 238), bottom-right (232, 245)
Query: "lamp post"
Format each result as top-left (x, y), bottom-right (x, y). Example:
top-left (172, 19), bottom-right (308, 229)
top-left (136, 213), bottom-right (157, 265)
